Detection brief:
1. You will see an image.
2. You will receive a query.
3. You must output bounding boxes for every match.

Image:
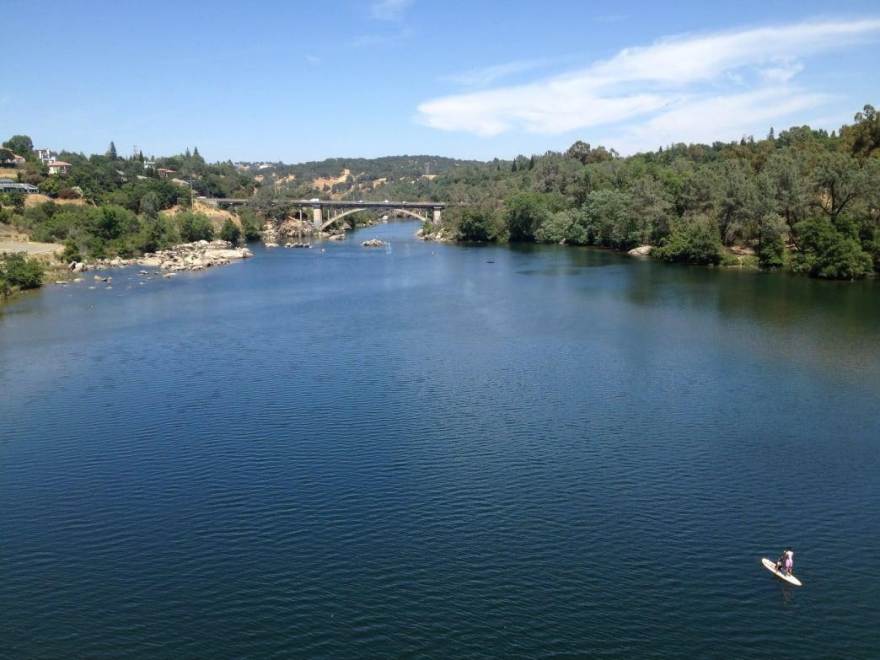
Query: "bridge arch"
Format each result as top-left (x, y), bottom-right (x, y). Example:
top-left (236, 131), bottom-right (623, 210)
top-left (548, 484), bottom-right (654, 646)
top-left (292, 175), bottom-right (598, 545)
top-left (320, 206), bottom-right (429, 231)
top-left (321, 207), bottom-right (366, 231)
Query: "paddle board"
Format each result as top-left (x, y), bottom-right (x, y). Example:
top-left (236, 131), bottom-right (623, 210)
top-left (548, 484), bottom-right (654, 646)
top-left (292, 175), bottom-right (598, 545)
top-left (762, 557), bottom-right (802, 586)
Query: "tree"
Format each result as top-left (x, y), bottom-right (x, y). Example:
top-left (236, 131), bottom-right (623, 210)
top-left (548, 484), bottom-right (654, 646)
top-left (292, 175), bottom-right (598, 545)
top-left (0, 253), bottom-right (44, 292)
top-left (792, 217), bottom-right (872, 279)
top-left (756, 213), bottom-right (787, 268)
top-left (454, 206), bottom-right (500, 242)
top-left (653, 214), bottom-right (723, 265)
top-left (504, 192), bottom-right (551, 242)
top-left (220, 218), bottom-right (241, 244)
top-left (2, 135), bottom-right (33, 157)
top-left (107, 141), bottom-right (118, 160)
top-left (178, 212), bottom-right (215, 242)
top-left (139, 191), bottom-right (161, 218)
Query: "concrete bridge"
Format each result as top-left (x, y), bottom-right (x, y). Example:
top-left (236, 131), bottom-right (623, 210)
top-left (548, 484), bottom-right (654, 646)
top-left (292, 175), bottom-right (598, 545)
top-left (202, 197), bottom-right (446, 231)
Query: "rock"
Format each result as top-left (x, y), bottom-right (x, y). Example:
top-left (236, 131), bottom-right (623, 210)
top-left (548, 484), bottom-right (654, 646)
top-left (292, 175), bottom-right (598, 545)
top-left (628, 245), bottom-right (653, 257)
top-left (73, 277), bottom-right (83, 283)
top-left (361, 239), bottom-right (386, 248)
top-left (163, 272), bottom-right (176, 278)
top-left (110, 256), bottom-right (123, 266)
top-left (328, 234), bottom-right (345, 241)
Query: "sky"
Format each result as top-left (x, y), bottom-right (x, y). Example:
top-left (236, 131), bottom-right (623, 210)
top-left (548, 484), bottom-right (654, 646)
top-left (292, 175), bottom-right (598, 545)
top-left (2, 0), bottom-right (879, 163)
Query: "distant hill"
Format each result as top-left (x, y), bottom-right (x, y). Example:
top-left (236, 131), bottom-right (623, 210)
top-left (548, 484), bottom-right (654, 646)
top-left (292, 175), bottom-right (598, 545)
top-left (242, 155), bottom-right (487, 200)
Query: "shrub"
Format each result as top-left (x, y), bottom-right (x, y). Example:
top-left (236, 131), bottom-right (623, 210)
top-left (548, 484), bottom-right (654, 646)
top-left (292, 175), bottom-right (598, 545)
top-left (455, 207), bottom-right (499, 242)
top-left (177, 212), bottom-right (214, 242)
top-left (653, 214), bottom-right (723, 265)
top-left (504, 192), bottom-right (551, 242)
top-left (220, 218), bottom-right (241, 244)
top-left (792, 217), bottom-right (873, 279)
top-left (0, 253), bottom-right (44, 293)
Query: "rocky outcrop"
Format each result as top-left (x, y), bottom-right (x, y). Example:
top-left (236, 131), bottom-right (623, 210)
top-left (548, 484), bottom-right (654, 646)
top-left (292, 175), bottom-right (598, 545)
top-left (361, 239), bottom-right (386, 248)
top-left (627, 245), bottom-right (653, 257)
top-left (416, 226), bottom-right (454, 242)
top-left (86, 240), bottom-right (252, 272)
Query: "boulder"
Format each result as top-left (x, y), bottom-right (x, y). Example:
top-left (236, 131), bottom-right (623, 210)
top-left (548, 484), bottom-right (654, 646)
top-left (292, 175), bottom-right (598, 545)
top-left (628, 245), bottom-right (653, 257)
top-left (361, 239), bottom-right (386, 248)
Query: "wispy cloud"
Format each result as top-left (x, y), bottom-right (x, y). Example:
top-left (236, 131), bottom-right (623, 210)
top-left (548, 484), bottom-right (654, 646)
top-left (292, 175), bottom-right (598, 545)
top-left (441, 58), bottom-right (557, 87)
top-left (351, 27), bottom-right (413, 48)
top-left (305, 54), bottom-right (320, 66)
top-left (416, 18), bottom-right (880, 150)
top-left (371, 0), bottom-right (413, 21)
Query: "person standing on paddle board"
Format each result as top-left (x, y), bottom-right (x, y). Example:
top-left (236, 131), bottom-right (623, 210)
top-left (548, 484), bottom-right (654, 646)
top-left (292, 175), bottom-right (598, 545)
top-left (776, 549), bottom-right (794, 575)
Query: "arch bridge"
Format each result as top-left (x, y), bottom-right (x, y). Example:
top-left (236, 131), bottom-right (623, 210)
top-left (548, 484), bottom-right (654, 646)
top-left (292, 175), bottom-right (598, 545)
top-left (203, 197), bottom-right (446, 230)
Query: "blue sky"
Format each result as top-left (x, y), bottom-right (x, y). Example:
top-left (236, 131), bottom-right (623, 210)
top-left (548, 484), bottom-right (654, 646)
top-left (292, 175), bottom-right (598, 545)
top-left (2, 0), bottom-right (879, 163)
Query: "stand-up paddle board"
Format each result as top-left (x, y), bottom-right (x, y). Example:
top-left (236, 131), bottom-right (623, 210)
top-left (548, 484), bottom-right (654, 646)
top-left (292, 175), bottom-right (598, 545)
top-left (762, 558), bottom-right (802, 586)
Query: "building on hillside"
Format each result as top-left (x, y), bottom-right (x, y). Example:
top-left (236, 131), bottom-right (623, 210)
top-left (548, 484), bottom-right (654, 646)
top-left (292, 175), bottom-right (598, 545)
top-left (35, 148), bottom-right (58, 164)
top-left (47, 160), bottom-right (71, 175)
top-left (157, 168), bottom-right (176, 179)
top-left (0, 178), bottom-right (39, 194)
top-left (143, 160), bottom-right (156, 170)
top-left (171, 178), bottom-right (191, 187)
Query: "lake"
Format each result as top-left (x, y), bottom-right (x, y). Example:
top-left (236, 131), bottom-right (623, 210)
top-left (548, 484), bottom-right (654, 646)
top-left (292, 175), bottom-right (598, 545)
top-left (1, 221), bottom-right (879, 658)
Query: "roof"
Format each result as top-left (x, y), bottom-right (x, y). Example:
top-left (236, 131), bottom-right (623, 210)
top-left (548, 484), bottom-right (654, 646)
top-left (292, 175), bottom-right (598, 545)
top-left (48, 160), bottom-right (72, 166)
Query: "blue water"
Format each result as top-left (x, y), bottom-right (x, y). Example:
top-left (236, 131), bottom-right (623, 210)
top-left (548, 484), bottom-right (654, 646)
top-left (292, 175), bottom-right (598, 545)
top-left (2, 222), bottom-right (879, 658)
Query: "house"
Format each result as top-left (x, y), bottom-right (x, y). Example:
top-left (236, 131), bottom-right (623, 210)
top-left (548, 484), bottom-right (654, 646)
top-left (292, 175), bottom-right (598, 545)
top-left (0, 178), bottom-right (39, 194)
top-left (35, 148), bottom-right (57, 164)
top-left (157, 168), bottom-right (176, 179)
top-left (143, 160), bottom-right (156, 170)
top-left (47, 160), bottom-right (72, 175)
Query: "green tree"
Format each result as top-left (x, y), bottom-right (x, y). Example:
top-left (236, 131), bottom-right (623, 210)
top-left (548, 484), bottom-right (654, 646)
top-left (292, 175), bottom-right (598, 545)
top-left (653, 214), bottom-right (723, 265)
top-left (178, 212), bottom-right (215, 242)
top-left (504, 192), bottom-right (551, 242)
top-left (454, 206), bottom-right (499, 242)
top-left (792, 217), bottom-right (873, 279)
top-left (0, 253), bottom-right (44, 293)
top-left (220, 218), bottom-right (241, 244)
top-left (756, 213), bottom-right (787, 268)
top-left (2, 135), bottom-right (33, 158)
top-left (107, 141), bottom-right (118, 160)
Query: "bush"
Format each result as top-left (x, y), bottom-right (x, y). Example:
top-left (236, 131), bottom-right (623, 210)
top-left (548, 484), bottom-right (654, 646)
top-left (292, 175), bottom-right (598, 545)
top-left (757, 213), bottom-right (787, 269)
top-left (237, 208), bottom-right (263, 241)
top-left (454, 207), bottom-right (499, 242)
top-left (504, 193), bottom-right (551, 242)
top-left (535, 210), bottom-right (577, 244)
top-left (177, 212), bottom-right (214, 242)
top-left (792, 217), bottom-right (873, 279)
top-left (220, 218), bottom-right (241, 244)
top-left (653, 214), bottom-right (723, 265)
top-left (0, 253), bottom-right (44, 294)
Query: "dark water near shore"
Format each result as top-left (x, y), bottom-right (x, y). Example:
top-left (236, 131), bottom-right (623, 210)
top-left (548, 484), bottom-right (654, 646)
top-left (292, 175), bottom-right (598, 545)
top-left (2, 221), bottom-right (879, 658)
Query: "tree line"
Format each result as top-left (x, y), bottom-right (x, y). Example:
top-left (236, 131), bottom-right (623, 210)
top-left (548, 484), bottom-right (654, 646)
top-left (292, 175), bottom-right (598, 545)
top-left (429, 105), bottom-right (880, 280)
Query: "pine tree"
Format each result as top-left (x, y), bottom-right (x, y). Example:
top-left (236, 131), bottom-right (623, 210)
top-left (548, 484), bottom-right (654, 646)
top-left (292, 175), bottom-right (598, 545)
top-left (193, 146), bottom-right (201, 158)
top-left (185, 147), bottom-right (191, 158)
top-left (107, 141), bottom-right (117, 159)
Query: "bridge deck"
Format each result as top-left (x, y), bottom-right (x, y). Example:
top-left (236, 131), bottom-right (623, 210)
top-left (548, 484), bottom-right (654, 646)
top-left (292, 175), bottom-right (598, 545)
top-left (204, 197), bottom-right (446, 209)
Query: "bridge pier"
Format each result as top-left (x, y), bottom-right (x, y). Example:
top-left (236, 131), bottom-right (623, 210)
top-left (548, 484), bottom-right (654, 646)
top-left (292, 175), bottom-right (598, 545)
top-left (433, 207), bottom-right (442, 224)
top-left (311, 205), bottom-right (323, 231)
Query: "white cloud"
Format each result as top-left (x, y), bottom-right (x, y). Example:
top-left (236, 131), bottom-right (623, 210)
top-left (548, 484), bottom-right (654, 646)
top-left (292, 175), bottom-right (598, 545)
top-left (441, 59), bottom-right (556, 87)
top-left (371, 0), bottom-right (413, 21)
top-left (351, 27), bottom-right (413, 48)
top-left (305, 54), bottom-right (320, 65)
top-left (607, 88), bottom-right (830, 153)
top-left (415, 18), bottom-right (880, 149)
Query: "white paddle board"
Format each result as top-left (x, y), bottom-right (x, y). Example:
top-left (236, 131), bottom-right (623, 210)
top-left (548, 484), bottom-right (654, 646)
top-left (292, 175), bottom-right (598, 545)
top-left (762, 557), bottom-right (802, 586)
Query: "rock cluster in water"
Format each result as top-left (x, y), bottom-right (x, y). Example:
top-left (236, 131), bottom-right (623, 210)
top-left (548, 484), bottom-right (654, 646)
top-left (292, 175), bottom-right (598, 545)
top-left (69, 240), bottom-right (252, 273)
top-left (361, 239), bottom-right (386, 248)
